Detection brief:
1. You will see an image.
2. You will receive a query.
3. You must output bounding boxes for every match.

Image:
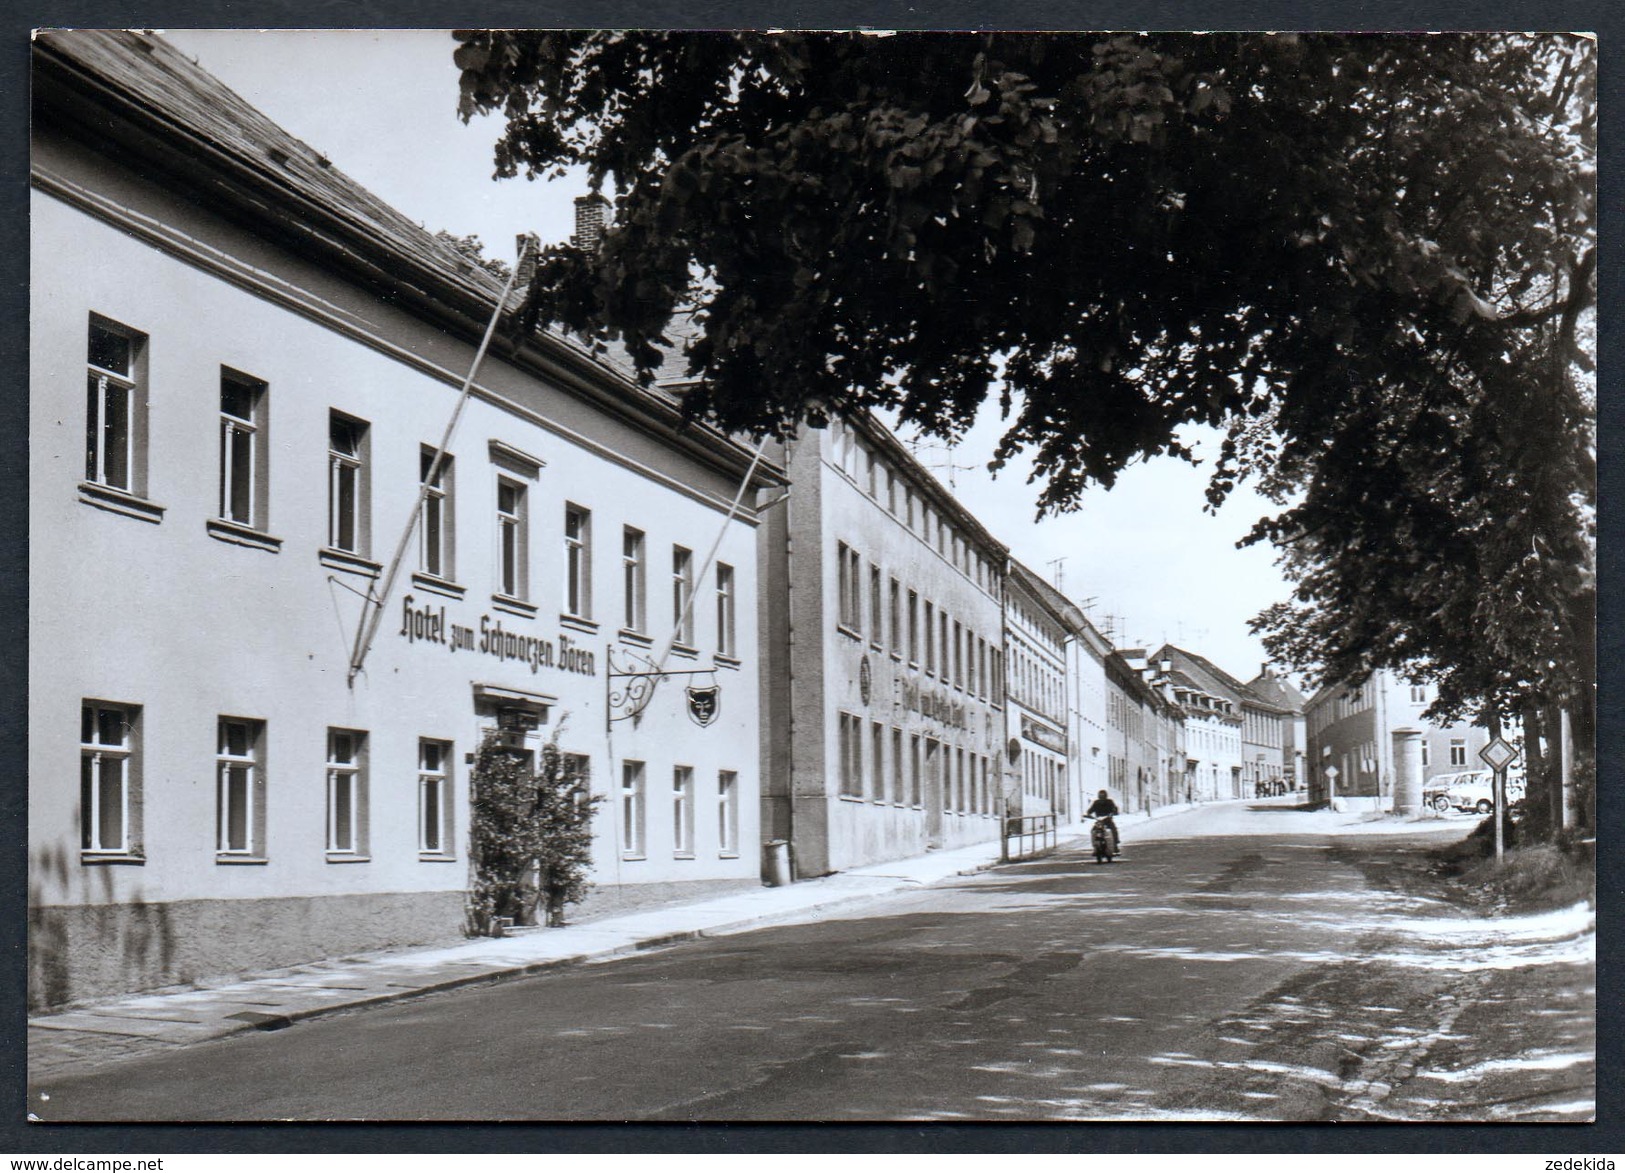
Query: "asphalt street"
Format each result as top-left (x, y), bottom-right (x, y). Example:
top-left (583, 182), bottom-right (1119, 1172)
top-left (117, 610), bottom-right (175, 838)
top-left (31, 807), bottom-right (1594, 1122)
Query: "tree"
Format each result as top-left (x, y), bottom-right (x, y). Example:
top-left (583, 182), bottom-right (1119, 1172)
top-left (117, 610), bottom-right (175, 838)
top-left (434, 229), bottom-right (513, 279)
top-left (454, 31), bottom-right (1595, 828)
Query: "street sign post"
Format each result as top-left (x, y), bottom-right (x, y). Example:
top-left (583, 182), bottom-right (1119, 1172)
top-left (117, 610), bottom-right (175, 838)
top-left (1479, 736), bottom-right (1522, 862)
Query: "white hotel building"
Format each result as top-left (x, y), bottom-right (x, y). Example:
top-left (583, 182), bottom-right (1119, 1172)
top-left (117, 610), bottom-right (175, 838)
top-left (30, 30), bottom-right (780, 1006)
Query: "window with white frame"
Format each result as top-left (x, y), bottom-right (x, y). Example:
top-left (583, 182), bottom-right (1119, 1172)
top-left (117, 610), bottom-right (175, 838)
top-left (1410, 684), bottom-right (1427, 703)
top-left (923, 600), bottom-right (935, 674)
top-left (888, 578), bottom-right (901, 657)
top-left (419, 738), bottom-right (454, 857)
top-left (715, 562), bottom-right (736, 657)
top-left (717, 770), bottom-right (739, 856)
top-left (216, 717), bottom-right (265, 858)
top-left (622, 527), bottom-right (646, 633)
top-left (621, 760), bottom-right (646, 858)
top-left (907, 589), bottom-right (919, 665)
top-left (80, 701), bottom-right (140, 857)
top-left (496, 477), bottom-right (528, 600)
top-left (564, 505), bottom-right (591, 618)
top-left (326, 728), bottom-right (368, 857)
top-left (419, 448), bottom-right (454, 580)
top-left (328, 412), bottom-right (369, 555)
top-left (1450, 738), bottom-right (1467, 766)
top-left (85, 316), bottom-right (146, 495)
top-left (218, 370), bottom-right (267, 529)
top-left (672, 546), bottom-right (695, 646)
top-left (673, 765), bottom-right (695, 857)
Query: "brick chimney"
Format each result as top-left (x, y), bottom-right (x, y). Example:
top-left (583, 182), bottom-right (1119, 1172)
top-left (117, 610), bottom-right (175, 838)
top-left (571, 193), bottom-right (610, 251)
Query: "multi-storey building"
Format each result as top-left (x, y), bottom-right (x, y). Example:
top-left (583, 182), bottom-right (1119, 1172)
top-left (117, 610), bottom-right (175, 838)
top-left (1158, 645), bottom-right (1285, 799)
top-left (1067, 611), bottom-right (1113, 813)
top-left (1104, 650), bottom-right (1182, 812)
top-left (758, 415), bottom-right (1008, 877)
top-left (1303, 672), bottom-right (1490, 809)
top-left (1247, 665), bottom-right (1308, 792)
top-left (30, 31), bottom-right (780, 1006)
top-left (1003, 561), bottom-right (1075, 821)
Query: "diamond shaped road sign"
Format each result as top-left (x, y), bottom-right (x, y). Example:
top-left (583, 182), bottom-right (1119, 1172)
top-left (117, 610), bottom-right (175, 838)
top-left (1479, 736), bottom-right (1520, 772)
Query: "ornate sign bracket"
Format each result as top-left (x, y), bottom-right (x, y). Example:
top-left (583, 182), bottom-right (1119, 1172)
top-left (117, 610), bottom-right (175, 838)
top-left (606, 645), bottom-right (721, 730)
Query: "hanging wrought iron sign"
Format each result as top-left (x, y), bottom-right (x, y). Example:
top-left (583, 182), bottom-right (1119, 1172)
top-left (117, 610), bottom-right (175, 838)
top-left (606, 645), bottom-right (724, 730)
top-left (687, 683), bottom-right (722, 727)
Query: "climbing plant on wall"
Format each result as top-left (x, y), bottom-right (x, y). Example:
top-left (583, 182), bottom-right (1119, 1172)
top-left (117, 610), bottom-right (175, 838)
top-left (467, 726), bottom-right (601, 934)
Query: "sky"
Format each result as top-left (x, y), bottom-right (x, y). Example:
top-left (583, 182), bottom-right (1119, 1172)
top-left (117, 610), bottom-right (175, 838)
top-left (159, 28), bottom-right (1294, 682)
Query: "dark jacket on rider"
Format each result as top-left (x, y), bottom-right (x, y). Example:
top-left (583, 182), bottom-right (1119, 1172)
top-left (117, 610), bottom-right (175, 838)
top-left (1086, 796), bottom-right (1119, 819)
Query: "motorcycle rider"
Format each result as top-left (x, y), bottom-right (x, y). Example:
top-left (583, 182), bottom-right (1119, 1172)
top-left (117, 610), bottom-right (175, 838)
top-left (1086, 789), bottom-right (1120, 855)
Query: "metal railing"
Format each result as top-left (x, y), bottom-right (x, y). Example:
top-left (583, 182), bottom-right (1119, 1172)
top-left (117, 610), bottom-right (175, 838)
top-left (1001, 813), bottom-right (1058, 862)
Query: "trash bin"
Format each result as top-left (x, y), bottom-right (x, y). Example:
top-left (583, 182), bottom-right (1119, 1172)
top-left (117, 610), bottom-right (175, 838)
top-left (762, 839), bottom-right (792, 887)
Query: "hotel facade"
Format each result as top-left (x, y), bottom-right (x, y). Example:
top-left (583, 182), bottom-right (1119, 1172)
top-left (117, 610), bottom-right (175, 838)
top-left (30, 30), bottom-right (779, 1007)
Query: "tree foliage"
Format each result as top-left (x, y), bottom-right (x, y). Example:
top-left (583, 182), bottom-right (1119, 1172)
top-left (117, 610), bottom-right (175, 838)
top-left (467, 729), bottom-right (600, 934)
top-left (453, 31), bottom-right (1595, 751)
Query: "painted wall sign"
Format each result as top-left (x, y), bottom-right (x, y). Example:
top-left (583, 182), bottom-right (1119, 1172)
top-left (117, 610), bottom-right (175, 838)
top-left (1021, 715), bottom-right (1067, 754)
top-left (399, 595), bottom-right (598, 677)
top-left (900, 680), bottom-right (967, 730)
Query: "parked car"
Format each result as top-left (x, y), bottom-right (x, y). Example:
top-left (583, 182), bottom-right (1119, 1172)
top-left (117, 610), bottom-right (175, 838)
top-left (1424, 769), bottom-right (1522, 814)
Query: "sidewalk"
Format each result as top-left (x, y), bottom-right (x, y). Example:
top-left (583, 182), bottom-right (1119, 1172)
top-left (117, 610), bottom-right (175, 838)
top-left (24, 798), bottom-right (1347, 1082)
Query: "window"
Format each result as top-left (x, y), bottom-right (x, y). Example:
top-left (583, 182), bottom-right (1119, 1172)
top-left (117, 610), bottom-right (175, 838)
top-left (969, 635), bottom-right (980, 696)
top-left (621, 761), bottom-right (646, 858)
top-left (326, 728), bottom-right (368, 858)
top-left (910, 734), bottom-right (923, 807)
top-left (924, 601), bottom-right (936, 674)
top-left (564, 505), bottom-right (592, 618)
top-left (992, 647), bottom-right (1004, 705)
top-left (715, 563), bottom-right (737, 656)
top-left (1410, 685), bottom-right (1428, 703)
top-left (888, 579), bottom-right (901, 656)
top-left (940, 612), bottom-right (951, 683)
top-left (836, 543), bottom-right (862, 634)
top-left (907, 590), bottom-right (919, 665)
top-left (328, 412), bottom-right (369, 555)
top-left (80, 702), bottom-right (139, 857)
top-left (419, 448), bottom-right (454, 579)
top-left (84, 316), bottom-right (145, 495)
top-left (886, 469), bottom-right (898, 514)
top-left (496, 478), bottom-right (528, 600)
top-left (419, 739), bottom-right (454, 857)
top-left (892, 727), bottom-right (905, 804)
top-left (673, 766), bottom-right (695, 857)
top-left (718, 771), bottom-right (739, 856)
top-left (869, 565), bottom-right (883, 648)
top-left (218, 370), bottom-right (267, 529)
top-left (839, 713), bottom-right (864, 798)
top-left (871, 720), bottom-right (886, 802)
top-left (953, 621), bottom-right (964, 688)
top-left (1421, 741), bottom-right (1431, 767)
top-left (622, 527), bottom-right (647, 632)
top-left (672, 546), bottom-right (695, 646)
top-left (1450, 739), bottom-right (1467, 767)
top-left (216, 717), bottom-right (265, 858)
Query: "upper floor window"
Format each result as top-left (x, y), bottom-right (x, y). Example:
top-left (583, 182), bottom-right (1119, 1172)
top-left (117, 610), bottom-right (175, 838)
top-left (85, 316), bottom-right (146, 495)
top-left (836, 542), bottom-right (862, 634)
top-left (1449, 738), bottom-right (1468, 766)
top-left (716, 563), bottom-right (736, 657)
top-left (672, 546), bottom-right (695, 646)
top-left (564, 505), bottom-right (592, 619)
top-left (327, 412), bottom-right (370, 555)
top-left (907, 590), bottom-right (919, 665)
top-left (496, 478), bottom-right (528, 600)
top-left (419, 448), bottom-right (454, 580)
top-left (889, 578), bottom-right (902, 657)
top-left (218, 370), bottom-right (267, 529)
top-left (81, 701), bottom-right (141, 858)
top-left (622, 527), bottom-right (647, 633)
top-left (868, 565), bottom-right (883, 649)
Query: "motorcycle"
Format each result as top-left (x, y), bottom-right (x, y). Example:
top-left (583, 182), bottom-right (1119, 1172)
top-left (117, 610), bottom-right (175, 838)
top-left (1090, 815), bottom-right (1119, 864)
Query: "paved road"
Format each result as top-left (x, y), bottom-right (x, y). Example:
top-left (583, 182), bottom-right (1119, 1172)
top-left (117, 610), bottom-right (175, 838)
top-left (32, 810), bottom-right (1593, 1122)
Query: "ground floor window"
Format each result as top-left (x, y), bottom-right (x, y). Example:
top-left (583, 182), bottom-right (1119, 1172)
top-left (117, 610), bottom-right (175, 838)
top-left (326, 728), bottom-right (369, 858)
top-left (621, 760), bottom-right (646, 859)
top-left (718, 770), bottom-right (738, 856)
top-left (418, 738), bottom-right (454, 857)
top-left (80, 701), bottom-right (139, 857)
top-left (217, 717), bottom-right (265, 858)
top-left (838, 713), bottom-right (864, 798)
top-left (673, 765), bottom-right (695, 857)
